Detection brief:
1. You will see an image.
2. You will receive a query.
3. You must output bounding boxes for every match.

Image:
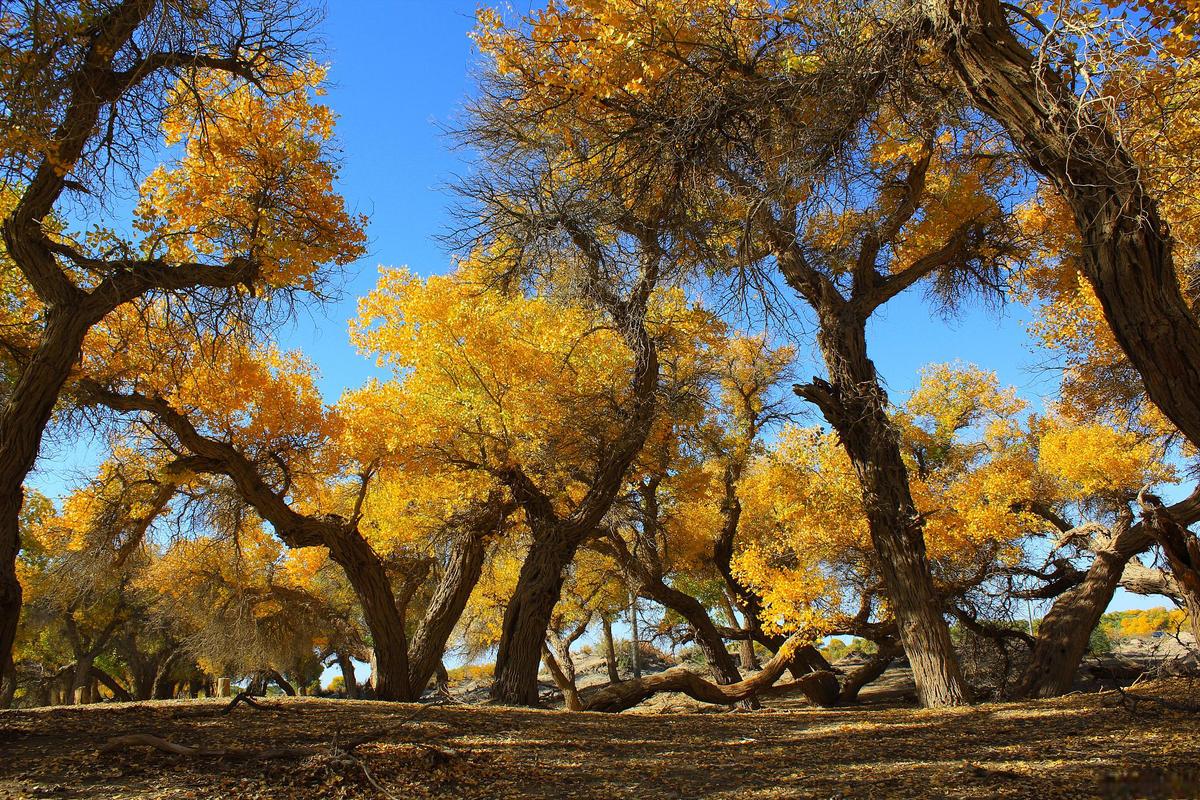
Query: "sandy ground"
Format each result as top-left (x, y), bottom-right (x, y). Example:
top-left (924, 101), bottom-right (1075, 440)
top-left (1, 678), bottom-right (1198, 799)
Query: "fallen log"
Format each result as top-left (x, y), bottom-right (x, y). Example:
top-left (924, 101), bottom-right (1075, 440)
top-left (583, 633), bottom-right (839, 712)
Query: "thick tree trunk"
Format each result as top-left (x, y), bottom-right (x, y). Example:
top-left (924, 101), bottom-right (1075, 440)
top-left (839, 641), bottom-right (901, 703)
top-left (71, 654), bottom-right (96, 699)
top-left (1, 657), bottom-right (15, 708)
top-left (927, 0), bottom-right (1200, 452)
top-left (490, 524), bottom-right (582, 705)
top-left (640, 578), bottom-right (743, 685)
top-left (601, 614), bottom-right (620, 683)
top-left (407, 519), bottom-right (494, 695)
top-left (1016, 513), bottom-right (1148, 697)
top-left (0, 311), bottom-right (95, 671)
top-left (797, 313), bottom-right (969, 707)
top-left (583, 634), bottom-right (835, 712)
top-left (541, 643), bottom-right (582, 711)
top-left (336, 651), bottom-right (358, 699)
top-left (1015, 489), bottom-right (1200, 697)
top-left (324, 528), bottom-right (411, 702)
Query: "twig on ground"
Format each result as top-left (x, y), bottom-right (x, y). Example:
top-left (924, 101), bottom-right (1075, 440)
top-left (1107, 683), bottom-right (1200, 716)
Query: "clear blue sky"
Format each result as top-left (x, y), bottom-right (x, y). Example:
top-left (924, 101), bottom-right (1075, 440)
top-left (31, 2), bottom-right (1167, 679)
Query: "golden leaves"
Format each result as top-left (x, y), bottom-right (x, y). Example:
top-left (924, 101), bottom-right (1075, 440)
top-left (134, 64), bottom-right (367, 288)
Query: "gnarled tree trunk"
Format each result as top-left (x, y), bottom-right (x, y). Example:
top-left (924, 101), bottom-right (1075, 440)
top-left (927, 0), bottom-right (1200, 452)
top-left (639, 578), bottom-right (743, 686)
top-left (583, 634), bottom-right (838, 712)
top-left (490, 524), bottom-right (582, 705)
top-left (407, 503), bottom-right (503, 694)
top-left (324, 528), bottom-right (411, 702)
top-left (797, 311), bottom-right (969, 707)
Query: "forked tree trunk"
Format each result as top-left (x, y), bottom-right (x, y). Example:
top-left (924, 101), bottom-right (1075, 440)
top-left (839, 641), bottom-right (901, 703)
top-left (407, 518), bottom-right (495, 694)
top-left (927, 0), bottom-right (1200, 452)
top-left (541, 643), bottom-right (582, 711)
top-left (1011, 492), bottom-right (1200, 699)
top-left (1017, 514), bottom-right (1144, 697)
top-left (798, 312), bottom-right (969, 707)
top-left (490, 524), bottom-right (583, 705)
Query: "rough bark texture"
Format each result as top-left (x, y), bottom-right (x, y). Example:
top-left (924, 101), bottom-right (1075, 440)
top-left (1017, 490), bottom-right (1200, 697)
top-left (583, 635), bottom-right (837, 712)
top-left (796, 309), bottom-right (969, 707)
top-left (491, 523), bottom-right (582, 706)
top-left (323, 529), bottom-right (410, 702)
top-left (407, 502), bottom-right (505, 695)
top-left (927, 0), bottom-right (1200, 452)
top-left (1138, 491), bottom-right (1200, 642)
top-left (839, 641), bottom-right (902, 703)
top-left (640, 578), bottom-right (743, 685)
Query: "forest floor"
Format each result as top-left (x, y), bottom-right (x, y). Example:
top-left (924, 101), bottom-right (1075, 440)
top-left (2, 678), bottom-right (1199, 799)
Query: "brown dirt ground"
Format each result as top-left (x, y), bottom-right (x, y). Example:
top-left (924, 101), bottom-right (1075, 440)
top-left (1, 679), bottom-right (1198, 800)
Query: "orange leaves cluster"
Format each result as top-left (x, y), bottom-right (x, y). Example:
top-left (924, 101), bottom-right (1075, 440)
top-left (135, 65), bottom-right (367, 287)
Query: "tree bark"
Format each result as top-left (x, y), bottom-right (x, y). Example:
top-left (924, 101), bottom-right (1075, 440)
top-left (927, 0), bottom-right (1200, 452)
top-left (265, 670), bottom-right (296, 696)
top-left (323, 528), bottom-right (411, 702)
top-left (639, 578), bottom-right (743, 685)
top-left (490, 524), bottom-right (582, 705)
top-left (0, 656), bottom-right (15, 708)
top-left (1138, 491), bottom-right (1200, 643)
top-left (796, 310), bottom-right (969, 707)
top-left (407, 504), bottom-right (502, 695)
top-left (1017, 513), bottom-right (1140, 698)
top-left (1017, 490), bottom-right (1200, 696)
top-left (601, 614), bottom-right (620, 683)
top-left (336, 651), bottom-right (358, 699)
top-left (839, 641), bottom-right (901, 703)
top-left (583, 634), bottom-right (836, 712)
top-left (541, 643), bottom-right (582, 711)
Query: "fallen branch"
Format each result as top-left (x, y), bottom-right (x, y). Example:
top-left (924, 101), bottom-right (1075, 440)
top-left (222, 691), bottom-right (286, 714)
top-left (582, 633), bottom-right (839, 712)
top-left (1108, 683), bottom-right (1200, 716)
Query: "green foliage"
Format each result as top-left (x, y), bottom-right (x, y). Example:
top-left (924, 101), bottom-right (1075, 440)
top-left (818, 637), bottom-right (878, 661)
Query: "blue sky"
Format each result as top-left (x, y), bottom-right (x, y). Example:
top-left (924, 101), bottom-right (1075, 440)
top-left (31, 1), bottom-right (1169, 684)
